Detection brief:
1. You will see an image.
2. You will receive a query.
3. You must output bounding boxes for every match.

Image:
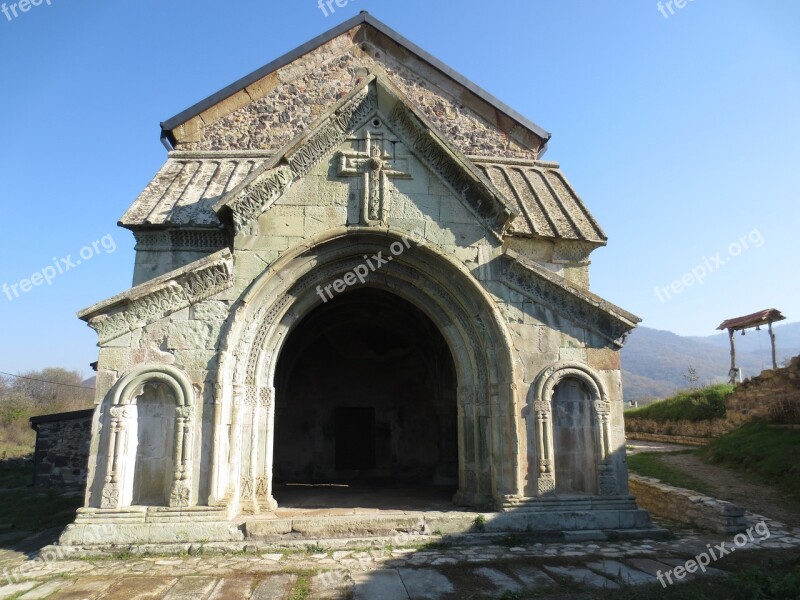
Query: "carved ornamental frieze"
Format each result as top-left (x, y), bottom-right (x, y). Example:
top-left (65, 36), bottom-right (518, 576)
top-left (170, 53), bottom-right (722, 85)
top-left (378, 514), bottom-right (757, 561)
top-left (86, 253), bottom-right (233, 344)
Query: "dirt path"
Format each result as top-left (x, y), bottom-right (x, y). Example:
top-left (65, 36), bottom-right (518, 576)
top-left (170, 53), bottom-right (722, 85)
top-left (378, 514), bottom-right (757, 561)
top-left (656, 452), bottom-right (800, 527)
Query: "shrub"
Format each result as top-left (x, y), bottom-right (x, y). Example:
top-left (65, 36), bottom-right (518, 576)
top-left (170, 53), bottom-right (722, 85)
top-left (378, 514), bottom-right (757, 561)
top-left (625, 383), bottom-right (733, 422)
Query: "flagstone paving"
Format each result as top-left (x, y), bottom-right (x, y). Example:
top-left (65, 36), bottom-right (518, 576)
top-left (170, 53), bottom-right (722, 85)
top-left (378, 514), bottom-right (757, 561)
top-left (0, 512), bottom-right (797, 599)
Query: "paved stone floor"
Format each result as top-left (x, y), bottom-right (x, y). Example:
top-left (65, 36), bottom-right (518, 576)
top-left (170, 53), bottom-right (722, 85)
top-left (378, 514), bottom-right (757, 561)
top-left (0, 512), bottom-right (798, 599)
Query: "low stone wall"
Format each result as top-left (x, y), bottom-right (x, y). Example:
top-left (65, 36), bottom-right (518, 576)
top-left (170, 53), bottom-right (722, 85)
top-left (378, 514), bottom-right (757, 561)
top-left (727, 356), bottom-right (800, 426)
top-left (624, 417), bottom-right (732, 440)
top-left (629, 474), bottom-right (747, 534)
top-left (29, 409), bottom-right (94, 489)
top-left (625, 432), bottom-right (711, 446)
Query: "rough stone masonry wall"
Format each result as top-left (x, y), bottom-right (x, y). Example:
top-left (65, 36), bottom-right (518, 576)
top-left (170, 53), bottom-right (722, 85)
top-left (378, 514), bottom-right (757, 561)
top-left (31, 410), bottom-right (94, 489)
top-left (727, 355), bottom-right (800, 427)
top-left (174, 34), bottom-right (541, 160)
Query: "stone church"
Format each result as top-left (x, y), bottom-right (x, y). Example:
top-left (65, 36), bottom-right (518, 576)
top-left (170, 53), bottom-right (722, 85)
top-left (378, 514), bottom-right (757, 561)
top-left (61, 13), bottom-right (655, 546)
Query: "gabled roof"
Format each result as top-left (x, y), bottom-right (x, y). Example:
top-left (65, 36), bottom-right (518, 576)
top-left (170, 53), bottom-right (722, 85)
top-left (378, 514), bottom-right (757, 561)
top-left (717, 309), bottom-right (786, 331)
top-left (159, 11), bottom-right (550, 151)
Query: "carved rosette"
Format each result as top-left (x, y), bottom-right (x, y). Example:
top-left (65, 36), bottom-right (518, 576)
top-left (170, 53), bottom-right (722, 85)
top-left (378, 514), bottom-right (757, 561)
top-left (169, 483), bottom-right (191, 508)
top-left (100, 483), bottom-right (120, 509)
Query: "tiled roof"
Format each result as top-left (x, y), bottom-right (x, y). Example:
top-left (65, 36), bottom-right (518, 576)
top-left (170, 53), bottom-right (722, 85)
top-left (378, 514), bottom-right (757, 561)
top-left (121, 154), bottom-right (605, 245)
top-left (119, 154), bottom-right (270, 228)
top-left (472, 158), bottom-right (606, 243)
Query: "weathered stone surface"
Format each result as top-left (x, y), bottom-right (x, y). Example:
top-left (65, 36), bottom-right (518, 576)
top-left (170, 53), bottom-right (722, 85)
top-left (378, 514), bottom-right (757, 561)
top-left (352, 570), bottom-right (409, 600)
top-left (161, 576), bottom-right (218, 599)
top-left (542, 566), bottom-right (620, 589)
top-left (47, 577), bottom-right (116, 599)
top-left (98, 577), bottom-right (177, 600)
top-left (207, 576), bottom-right (255, 600)
top-left (629, 474), bottom-right (747, 534)
top-left (396, 568), bottom-right (455, 599)
top-left (250, 574), bottom-right (297, 600)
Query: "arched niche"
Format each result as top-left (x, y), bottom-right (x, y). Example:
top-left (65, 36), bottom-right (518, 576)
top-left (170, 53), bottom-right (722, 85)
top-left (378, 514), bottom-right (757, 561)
top-left (528, 362), bottom-right (617, 497)
top-left (97, 365), bottom-right (196, 510)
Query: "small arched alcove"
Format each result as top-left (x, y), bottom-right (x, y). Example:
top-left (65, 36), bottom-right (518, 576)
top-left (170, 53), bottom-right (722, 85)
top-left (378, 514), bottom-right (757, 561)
top-left (97, 365), bottom-right (196, 510)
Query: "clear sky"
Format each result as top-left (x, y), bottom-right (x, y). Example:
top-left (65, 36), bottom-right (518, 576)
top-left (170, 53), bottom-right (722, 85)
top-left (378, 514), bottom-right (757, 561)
top-left (0, 0), bottom-right (798, 377)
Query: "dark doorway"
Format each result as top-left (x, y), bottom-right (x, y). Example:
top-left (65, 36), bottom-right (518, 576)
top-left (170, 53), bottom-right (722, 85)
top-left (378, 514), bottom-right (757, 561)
top-left (335, 407), bottom-right (376, 470)
top-left (273, 288), bottom-right (458, 494)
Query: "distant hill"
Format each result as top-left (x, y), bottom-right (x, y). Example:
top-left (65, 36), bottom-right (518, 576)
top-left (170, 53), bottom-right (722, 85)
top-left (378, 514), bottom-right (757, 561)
top-left (620, 322), bottom-right (800, 402)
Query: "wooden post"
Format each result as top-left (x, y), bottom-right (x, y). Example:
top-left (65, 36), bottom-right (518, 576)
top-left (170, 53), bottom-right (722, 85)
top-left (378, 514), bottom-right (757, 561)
top-left (769, 320), bottom-right (778, 370)
top-left (728, 327), bottom-right (737, 384)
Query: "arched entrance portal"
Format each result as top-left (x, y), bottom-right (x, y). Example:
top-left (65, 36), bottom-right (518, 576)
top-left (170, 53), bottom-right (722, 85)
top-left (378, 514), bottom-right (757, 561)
top-left (212, 229), bottom-right (519, 513)
top-left (273, 288), bottom-right (458, 505)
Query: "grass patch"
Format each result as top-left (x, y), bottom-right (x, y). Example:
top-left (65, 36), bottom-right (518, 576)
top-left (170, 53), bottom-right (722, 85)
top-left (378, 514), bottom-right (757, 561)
top-left (627, 452), bottom-right (714, 495)
top-left (700, 422), bottom-right (800, 505)
top-left (287, 570), bottom-right (316, 600)
top-left (625, 384), bottom-right (733, 422)
top-left (473, 514), bottom-right (486, 532)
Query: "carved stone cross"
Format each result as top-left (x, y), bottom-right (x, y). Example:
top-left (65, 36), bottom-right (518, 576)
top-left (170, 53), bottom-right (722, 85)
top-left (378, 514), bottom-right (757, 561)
top-left (337, 130), bottom-right (412, 224)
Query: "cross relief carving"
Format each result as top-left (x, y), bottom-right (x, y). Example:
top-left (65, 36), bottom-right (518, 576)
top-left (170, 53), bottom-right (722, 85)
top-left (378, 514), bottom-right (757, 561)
top-left (337, 125), bottom-right (412, 225)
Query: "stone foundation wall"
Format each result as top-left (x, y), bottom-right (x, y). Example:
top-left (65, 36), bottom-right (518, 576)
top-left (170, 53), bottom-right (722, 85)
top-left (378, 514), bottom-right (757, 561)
top-left (628, 474), bottom-right (746, 534)
top-left (30, 409), bottom-right (94, 489)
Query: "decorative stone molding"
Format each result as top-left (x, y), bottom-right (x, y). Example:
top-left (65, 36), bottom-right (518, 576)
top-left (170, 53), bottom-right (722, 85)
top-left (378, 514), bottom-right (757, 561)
top-left (388, 101), bottom-right (513, 236)
top-left (81, 250), bottom-right (234, 344)
top-left (218, 233), bottom-right (513, 509)
top-left (133, 229), bottom-right (227, 253)
top-left (228, 166), bottom-right (294, 233)
top-left (286, 87), bottom-right (377, 178)
top-left (225, 86), bottom-right (378, 232)
top-left (502, 249), bottom-right (639, 346)
top-left (234, 385), bottom-right (274, 408)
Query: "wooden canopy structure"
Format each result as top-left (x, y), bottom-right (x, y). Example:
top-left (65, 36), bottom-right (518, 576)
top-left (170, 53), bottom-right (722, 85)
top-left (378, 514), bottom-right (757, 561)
top-left (717, 308), bottom-right (786, 382)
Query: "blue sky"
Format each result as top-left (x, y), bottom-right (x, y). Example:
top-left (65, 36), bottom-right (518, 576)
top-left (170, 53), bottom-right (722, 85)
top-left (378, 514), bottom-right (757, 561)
top-left (0, 0), bottom-right (798, 377)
